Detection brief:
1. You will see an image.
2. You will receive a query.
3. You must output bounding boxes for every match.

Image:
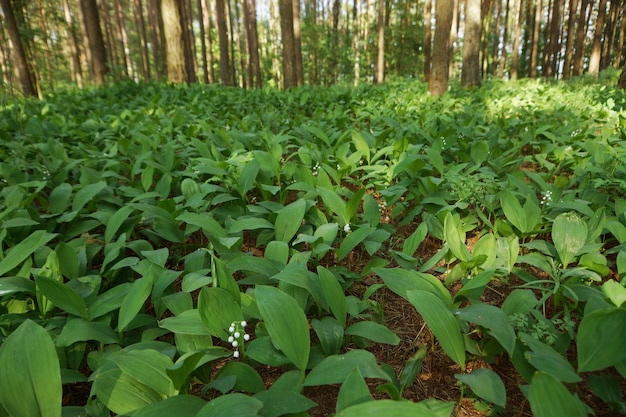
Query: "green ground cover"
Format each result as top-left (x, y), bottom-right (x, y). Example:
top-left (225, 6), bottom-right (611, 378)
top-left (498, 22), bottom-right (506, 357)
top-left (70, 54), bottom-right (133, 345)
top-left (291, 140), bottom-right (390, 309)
top-left (1, 76), bottom-right (626, 416)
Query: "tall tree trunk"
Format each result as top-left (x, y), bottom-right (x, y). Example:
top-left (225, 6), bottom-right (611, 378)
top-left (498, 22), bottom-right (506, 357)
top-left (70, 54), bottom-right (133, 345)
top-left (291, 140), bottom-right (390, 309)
top-left (309, 0), bottom-right (318, 84)
top-left (375, 0), bottom-right (385, 83)
top-left (462, 0), bottom-right (482, 87)
top-left (530, 0), bottom-right (542, 77)
top-left (270, 0), bottom-right (282, 86)
top-left (0, 0), bottom-right (37, 96)
top-left (216, 0), bottom-right (231, 85)
top-left (293, 0), bottom-right (304, 86)
top-left (424, 0), bottom-right (432, 82)
top-left (572, 0), bottom-right (590, 76)
top-left (562, 0), bottom-right (578, 78)
top-left (99, 0), bottom-right (118, 76)
top-left (180, 0), bottom-right (197, 82)
top-left (134, 0), bottom-right (151, 80)
top-left (244, 0), bottom-right (262, 87)
top-left (233, 0), bottom-right (245, 87)
top-left (226, 0), bottom-right (237, 85)
top-left (200, 0), bottom-right (215, 83)
top-left (198, 0), bottom-right (209, 83)
top-left (510, 0), bottom-right (524, 79)
top-left (148, 0), bottom-right (165, 79)
top-left (588, 0), bottom-right (607, 75)
top-left (602, 0), bottom-right (619, 69)
top-left (353, 0), bottom-right (360, 85)
top-left (279, 0), bottom-right (297, 88)
top-left (615, 4), bottom-right (626, 69)
top-left (80, 0), bottom-right (108, 84)
top-left (544, 0), bottom-right (562, 77)
top-left (161, 0), bottom-right (187, 82)
top-left (113, 0), bottom-right (133, 77)
top-left (429, 0), bottom-right (453, 95)
top-left (63, 0), bottom-right (83, 86)
top-left (618, 60), bottom-right (626, 89)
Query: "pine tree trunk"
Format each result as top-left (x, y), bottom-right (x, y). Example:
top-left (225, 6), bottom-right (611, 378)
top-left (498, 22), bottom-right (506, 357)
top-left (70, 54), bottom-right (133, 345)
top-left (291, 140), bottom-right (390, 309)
top-left (375, 0), bottom-right (385, 83)
top-left (510, 0), bottom-right (524, 80)
top-left (0, 0), bottom-right (37, 96)
top-left (293, 0), bottom-right (304, 86)
top-left (618, 62), bottom-right (626, 89)
top-left (200, 0), bottom-right (215, 83)
top-left (134, 0), bottom-right (151, 80)
top-left (80, 0), bottom-right (108, 84)
top-left (462, 0), bottom-right (482, 87)
top-left (530, 0), bottom-right (541, 77)
top-left (572, 0), bottom-right (590, 76)
top-left (424, 0), bottom-right (432, 82)
top-left (161, 0), bottom-right (187, 83)
top-left (279, 0), bottom-right (297, 88)
top-left (562, 0), bottom-right (579, 79)
top-left (588, 0), bottom-right (607, 76)
top-left (244, 0), bottom-right (262, 87)
top-left (216, 0), bottom-right (231, 85)
top-left (63, 0), bottom-right (83, 86)
top-left (429, 0), bottom-right (453, 95)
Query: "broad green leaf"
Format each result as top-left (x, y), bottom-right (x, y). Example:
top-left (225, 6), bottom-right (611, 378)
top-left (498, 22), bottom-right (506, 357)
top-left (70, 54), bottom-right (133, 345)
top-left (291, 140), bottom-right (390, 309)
top-left (254, 389), bottom-right (317, 417)
top-left (256, 285), bottom-right (310, 371)
top-left (501, 289), bottom-right (538, 316)
top-left (352, 130), bottom-right (371, 164)
top-left (88, 282), bottom-right (132, 320)
top-left (317, 266), bottom-right (347, 327)
top-left (111, 350), bottom-right (175, 397)
top-left (443, 212), bottom-right (470, 261)
top-left (246, 336), bottom-right (291, 367)
top-left (0, 320), bottom-right (62, 417)
top-left (304, 350), bottom-right (391, 386)
top-left (55, 242), bottom-right (79, 280)
top-left (275, 199), bottom-right (306, 242)
top-left (0, 230), bottom-right (56, 276)
top-left (399, 344), bottom-right (428, 390)
top-left (317, 187), bottom-right (348, 224)
top-left (48, 183), bottom-right (73, 214)
top-left (167, 351), bottom-right (206, 390)
top-left (117, 277), bottom-right (153, 332)
top-left (159, 309), bottom-right (210, 335)
top-left (577, 307), bottom-right (626, 372)
top-left (0, 276), bottom-right (35, 296)
top-left (176, 212), bottom-right (226, 238)
top-left (92, 368), bottom-right (163, 415)
top-left (455, 368), bottom-right (506, 408)
top-left (229, 217), bottom-right (275, 233)
top-left (455, 303), bottom-right (516, 356)
top-left (345, 321), bottom-right (400, 345)
top-left (105, 206), bottom-right (135, 243)
top-left (403, 222), bottom-right (428, 257)
top-left (472, 233), bottom-right (497, 267)
top-left (55, 318), bottom-right (118, 347)
top-left (238, 159), bottom-right (261, 197)
top-left (337, 399), bottom-right (450, 417)
top-left (197, 287), bottom-right (242, 339)
top-left (362, 193), bottom-right (380, 228)
top-left (133, 395), bottom-right (206, 417)
top-left (72, 181), bottom-right (106, 213)
top-left (427, 146), bottom-right (445, 175)
top-left (406, 290), bottom-right (465, 370)
top-left (520, 333), bottom-right (581, 383)
top-left (35, 276), bottom-right (88, 318)
top-left (374, 267), bottom-right (452, 308)
top-left (311, 317), bottom-right (344, 356)
top-left (552, 212), bottom-right (587, 268)
top-left (500, 190), bottom-right (527, 234)
top-left (336, 368), bottom-right (373, 413)
top-left (529, 372), bottom-right (587, 417)
top-left (215, 362), bottom-right (266, 394)
top-left (265, 240), bottom-right (289, 264)
top-left (602, 280), bottom-right (626, 307)
top-left (195, 393), bottom-right (263, 417)
top-left (337, 227), bottom-right (375, 261)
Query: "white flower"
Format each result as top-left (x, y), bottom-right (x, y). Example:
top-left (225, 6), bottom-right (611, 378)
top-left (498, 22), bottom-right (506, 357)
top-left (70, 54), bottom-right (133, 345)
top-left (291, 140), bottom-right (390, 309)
top-left (344, 223), bottom-right (351, 233)
top-left (234, 331), bottom-right (241, 338)
top-left (228, 336), bottom-right (234, 343)
top-left (232, 340), bottom-right (239, 348)
top-left (233, 351), bottom-right (240, 358)
top-left (244, 334), bottom-right (250, 341)
top-left (241, 321), bottom-right (247, 327)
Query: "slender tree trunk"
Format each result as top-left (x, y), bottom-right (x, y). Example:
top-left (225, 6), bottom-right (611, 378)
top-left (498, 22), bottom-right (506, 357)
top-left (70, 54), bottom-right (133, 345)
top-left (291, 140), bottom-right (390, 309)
top-left (616, 5), bottom-right (626, 69)
top-left (510, 0), bottom-right (524, 79)
top-left (161, 0), bottom-right (187, 82)
top-left (429, 0), bottom-right (453, 95)
top-left (544, 0), bottom-right (562, 77)
top-left (308, 0), bottom-right (318, 84)
top-left (99, 0), bottom-right (118, 76)
top-left (63, 0), bottom-right (83, 86)
top-left (602, 0), bottom-right (619, 69)
top-left (232, 0), bottom-right (245, 87)
top-left (279, 0), bottom-right (297, 88)
top-left (226, 0), bottom-right (237, 85)
top-left (562, 0), bottom-right (578, 79)
top-left (113, 0), bottom-right (133, 77)
top-left (363, 0), bottom-right (371, 82)
top-left (375, 0), bottom-right (385, 83)
top-left (572, 0), bottom-right (590, 76)
top-left (0, 0), bottom-right (37, 96)
top-left (462, 0), bottom-right (482, 87)
top-left (181, 0), bottom-right (197, 82)
top-left (424, 0), bottom-right (432, 82)
top-left (200, 0), bottom-right (215, 83)
top-left (148, 0), bottom-right (164, 79)
top-left (530, 0), bottom-right (542, 77)
top-left (353, 0), bottom-right (360, 85)
top-left (618, 60), bottom-right (626, 88)
top-left (216, 0), bottom-right (231, 85)
top-left (244, 0), bottom-right (262, 87)
top-left (80, 0), bottom-right (108, 84)
top-left (198, 0), bottom-right (209, 83)
top-left (588, 0), bottom-right (607, 75)
top-left (293, 0), bottom-right (304, 86)
top-left (270, 0), bottom-right (282, 86)
top-left (134, 0), bottom-right (151, 80)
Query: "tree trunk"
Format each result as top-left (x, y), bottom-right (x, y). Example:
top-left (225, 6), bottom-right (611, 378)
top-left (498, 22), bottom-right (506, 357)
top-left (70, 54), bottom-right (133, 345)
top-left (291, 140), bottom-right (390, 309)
top-left (148, 0), bottom-right (165, 79)
top-left (200, 0), bottom-right (215, 83)
top-left (562, 0), bottom-right (578, 78)
top-left (80, 0), bottom-right (108, 84)
top-left (0, 0), bottom-right (37, 96)
top-left (588, 0), bottom-right (607, 76)
top-left (618, 61), bottom-right (626, 89)
top-left (293, 0), bottom-right (304, 86)
top-left (99, 0), bottom-right (118, 77)
top-left (530, 0), bottom-right (542, 77)
top-left (424, 0), bottom-right (432, 82)
top-left (161, 0), bottom-right (187, 83)
top-left (63, 0), bottom-right (83, 86)
top-left (572, 0), bottom-right (590, 76)
top-left (279, 0), bottom-right (297, 88)
top-left (353, 0), bottom-right (360, 85)
top-left (615, 4), bottom-right (626, 69)
top-left (375, 0), bottom-right (385, 83)
top-left (113, 0), bottom-right (133, 77)
top-left (244, 0), bottom-right (262, 87)
top-left (181, 0), bottom-right (197, 82)
top-left (462, 0), bottom-right (482, 87)
top-left (429, 0), bottom-right (453, 95)
top-left (216, 0), bottom-right (231, 85)
top-left (134, 0), bottom-right (151, 80)
top-left (510, 0), bottom-right (524, 80)
top-left (544, 0), bottom-right (562, 77)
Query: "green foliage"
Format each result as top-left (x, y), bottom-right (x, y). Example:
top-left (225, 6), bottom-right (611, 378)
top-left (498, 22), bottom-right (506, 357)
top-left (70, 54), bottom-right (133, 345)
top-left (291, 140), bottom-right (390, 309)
top-left (1, 77), bottom-right (625, 416)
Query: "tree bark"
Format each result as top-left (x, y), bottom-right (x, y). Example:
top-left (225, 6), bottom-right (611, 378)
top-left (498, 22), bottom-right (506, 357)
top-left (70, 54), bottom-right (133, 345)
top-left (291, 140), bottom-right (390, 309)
top-left (588, 0), bottom-right (607, 76)
top-left (429, 0), bottom-right (453, 95)
top-left (180, 0), bottom-right (197, 82)
top-left (618, 61), bottom-right (626, 89)
top-left (510, 0), bottom-right (524, 80)
top-left (544, 0), bottom-right (562, 77)
top-left (462, 0), bottom-right (482, 87)
top-left (293, 0), bottom-right (304, 86)
top-left (215, 0), bottom-right (231, 85)
top-left (572, 0), bottom-right (590, 76)
top-left (161, 0), bottom-right (187, 83)
top-left (562, 0), bottom-right (578, 79)
top-left (63, 0), bottom-right (83, 86)
top-left (424, 0), bottom-right (432, 82)
top-left (148, 0), bottom-right (165, 79)
top-left (0, 0), bottom-right (37, 96)
top-left (244, 0), bottom-right (262, 87)
top-left (279, 0), bottom-right (297, 88)
top-left (80, 0), bottom-right (108, 84)
top-left (375, 0), bottom-right (385, 83)
top-left (200, 0), bottom-right (215, 83)
top-left (134, 0), bottom-right (151, 80)
top-left (113, 0), bottom-right (133, 77)
top-left (530, 0), bottom-right (542, 77)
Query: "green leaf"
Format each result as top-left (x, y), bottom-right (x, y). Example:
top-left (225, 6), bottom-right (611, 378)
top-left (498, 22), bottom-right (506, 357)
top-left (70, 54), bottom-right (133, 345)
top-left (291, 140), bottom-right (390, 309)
top-left (337, 227), bottom-right (375, 261)
top-left (403, 222), bottom-right (428, 257)
top-left (198, 287), bottom-right (242, 339)
top-left (133, 395), bottom-right (206, 417)
top-left (92, 368), bottom-right (163, 415)
top-left (304, 350), bottom-right (391, 386)
top-left (275, 199), bottom-right (306, 242)
top-left (55, 318), bottom-right (118, 347)
top-left (577, 307), bottom-right (626, 372)
top-left (72, 181), bottom-right (106, 212)
top-left (501, 289), bottom-right (539, 316)
top-left (48, 183), bottom-right (73, 214)
top-left (317, 187), bottom-right (348, 224)
top-left (337, 399), bottom-right (450, 417)
top-left (406, 290), bottom-right (465, 370)
top-left (117, 277), bottom-right (153, 332)
top-left (455, 368), bottom-right (506, 408)
top-left (0, 230), bottom-right (56, 276)
top-left (35, 276), bottom-right (88, 318)
top-left (105, 206), bottom-right (135, 243)
top-left (443, 212), bottom-right (470, 261)
top-left (352, 130), bottom-right (371, 164)
top-left (254, 389), bottom-right (317, 417)
top-left (500, 190), bottom-right (527, 234)
top-left (111, 350), bottom-right (175, 397)
top-left (345, 321), bottom-right (400, 345)
top-left (375, 267), bottom-right (452, 308)
top-left (455, 303), bottom-right (516, 356)
top-left (399, 345), bottom-right (428, 390)
top-left (529, 372), bottom-right (587, 417)
top-left (311, 317), bottom-right (344, 356)
top-left (317, 266), bottom-right (347, 327)
top-left (602, 280), bottom-right (626, 308)
top-left (238, 159), bottom-right (261, 197)
top-left (336, 368), bottom-right (373, 413)
top-left (196, 393), bottom-right (263, 417)
top-left (552, 212), bottom-right (587, 268)
top-left (256, 285), bottom-right (310, 371)
top-left (520, 333), bottom-right (581, 383)
top-left (159, 309), bottom-right (210, 335)
top-left (214, 362), bottom-right (266, 394)
top-left (0, 320), bottom-right (62, 417)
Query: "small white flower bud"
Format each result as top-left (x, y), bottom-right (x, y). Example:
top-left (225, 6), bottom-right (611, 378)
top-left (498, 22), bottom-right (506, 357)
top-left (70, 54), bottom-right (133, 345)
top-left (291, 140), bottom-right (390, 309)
top-left (243, 334), bottom-right (250, 341)
top-left (234, 331), bottom-right (241, 338)
top-left (232, 340), bottom-right (239, 348)
top-left (233, 351), bottom-right (240, 358)
top-left (228, 336), bottom-right (234, 343)
top-left (241, 321), bottom-right (247, 327)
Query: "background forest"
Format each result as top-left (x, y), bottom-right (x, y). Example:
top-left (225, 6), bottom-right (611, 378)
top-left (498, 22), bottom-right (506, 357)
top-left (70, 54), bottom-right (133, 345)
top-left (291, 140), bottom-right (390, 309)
top-left (1, 0), bottom-right (626, 96)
